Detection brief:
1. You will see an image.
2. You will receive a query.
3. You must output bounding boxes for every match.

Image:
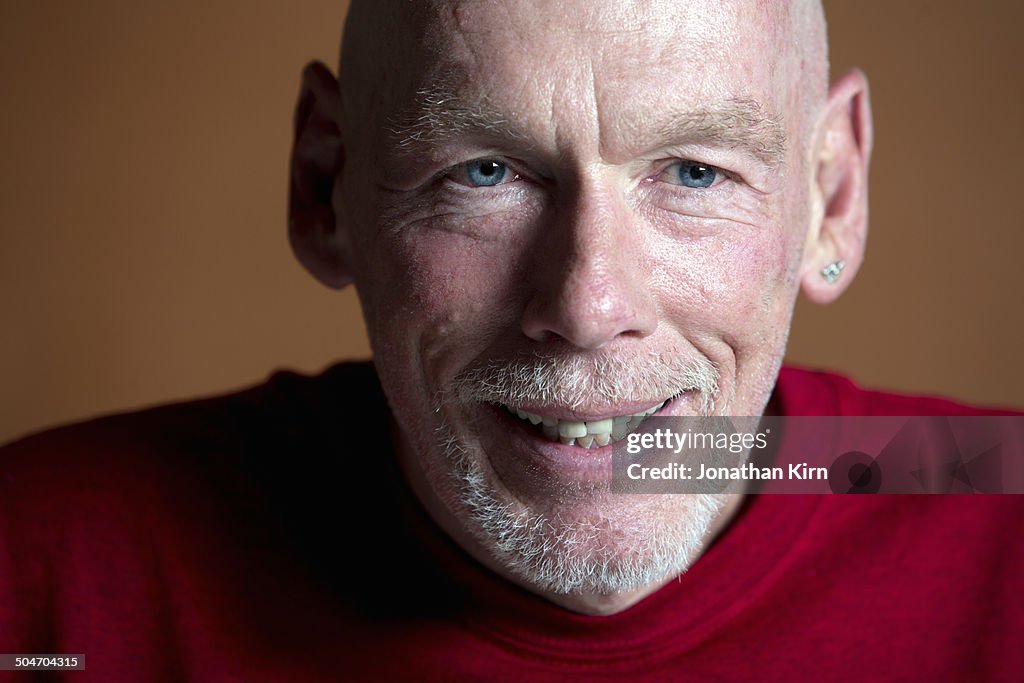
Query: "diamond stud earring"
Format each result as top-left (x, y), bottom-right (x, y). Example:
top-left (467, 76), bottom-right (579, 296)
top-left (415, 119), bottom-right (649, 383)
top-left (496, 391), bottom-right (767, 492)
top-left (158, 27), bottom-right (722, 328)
top-left (821, 260), bottom-right (845, 284)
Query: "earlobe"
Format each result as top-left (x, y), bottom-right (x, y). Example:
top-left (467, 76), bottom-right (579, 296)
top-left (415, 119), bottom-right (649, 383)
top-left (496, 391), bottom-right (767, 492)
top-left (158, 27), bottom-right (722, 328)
top-left (800, 69), bottom-right (873, 304)
top-left (288, 61), bottom-right (352, 289)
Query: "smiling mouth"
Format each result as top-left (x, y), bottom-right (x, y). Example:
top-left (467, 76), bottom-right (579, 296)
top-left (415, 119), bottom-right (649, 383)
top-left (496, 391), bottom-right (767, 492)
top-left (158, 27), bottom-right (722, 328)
top-left (499, 399), bottom-right (669, 448)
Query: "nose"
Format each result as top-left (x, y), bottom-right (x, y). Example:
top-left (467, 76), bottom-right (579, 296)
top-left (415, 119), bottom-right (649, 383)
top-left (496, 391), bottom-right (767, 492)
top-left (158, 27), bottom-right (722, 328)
top-left (520, 183), bottom-right (657, 349)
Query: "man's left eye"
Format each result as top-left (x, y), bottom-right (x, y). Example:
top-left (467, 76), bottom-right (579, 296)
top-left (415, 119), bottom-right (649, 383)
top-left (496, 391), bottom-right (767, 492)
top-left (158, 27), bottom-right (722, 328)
top-left (660, 161), bottom-right (723, 189)
top-left (451, 159), bottom-right (517, 187)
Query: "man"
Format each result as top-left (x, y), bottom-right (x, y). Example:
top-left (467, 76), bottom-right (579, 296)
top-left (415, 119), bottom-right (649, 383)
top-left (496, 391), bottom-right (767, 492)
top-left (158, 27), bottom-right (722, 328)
top-left (291, 0), bottom-right (866, 614)
top-left (1, 1), bottom-right (1020, 681)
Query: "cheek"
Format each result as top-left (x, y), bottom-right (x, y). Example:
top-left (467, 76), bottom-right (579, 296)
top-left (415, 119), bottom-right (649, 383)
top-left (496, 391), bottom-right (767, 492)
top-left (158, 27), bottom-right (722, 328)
top-left (654, 225), bottom-right (791, 332)
top-left (361, 225), bottom-right (527, 370)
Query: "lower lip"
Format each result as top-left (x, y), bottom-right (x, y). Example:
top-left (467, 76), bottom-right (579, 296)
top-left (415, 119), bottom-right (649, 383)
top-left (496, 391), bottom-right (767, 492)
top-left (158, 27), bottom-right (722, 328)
top-left (484, 405), bottom-right (615, 482)
top-left (481, 398), bottom-right (681, 484)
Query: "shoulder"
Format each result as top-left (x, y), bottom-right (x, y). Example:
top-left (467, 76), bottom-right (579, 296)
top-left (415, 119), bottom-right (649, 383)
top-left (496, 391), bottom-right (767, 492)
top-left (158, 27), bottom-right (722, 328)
top-left (0, 361), bottom-right (419, 666)
top-left (775, 365), bottom-right (1021, 416)
top-left (0, 359), bottom-right (399, 591)
top-left (0, 361), bottom-right (388, 522)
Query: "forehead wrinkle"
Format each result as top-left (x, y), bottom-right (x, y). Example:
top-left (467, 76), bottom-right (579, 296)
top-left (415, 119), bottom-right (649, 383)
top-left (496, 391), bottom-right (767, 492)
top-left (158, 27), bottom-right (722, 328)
top-left (382, 14), bottom-right (787, 172)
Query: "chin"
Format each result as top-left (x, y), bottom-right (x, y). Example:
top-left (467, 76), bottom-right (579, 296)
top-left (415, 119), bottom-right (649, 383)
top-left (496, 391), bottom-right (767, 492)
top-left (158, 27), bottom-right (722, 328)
top-left (441, 424), bottom-right (728, 597)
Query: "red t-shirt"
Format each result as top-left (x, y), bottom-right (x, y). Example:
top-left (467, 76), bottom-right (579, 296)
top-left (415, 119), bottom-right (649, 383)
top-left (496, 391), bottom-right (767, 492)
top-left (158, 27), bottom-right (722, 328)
top-left (0, 364), bottom-right (1021, 681)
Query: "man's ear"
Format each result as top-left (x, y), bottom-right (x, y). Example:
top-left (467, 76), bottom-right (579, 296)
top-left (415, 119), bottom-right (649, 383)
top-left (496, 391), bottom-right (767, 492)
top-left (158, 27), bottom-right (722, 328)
top-left (800, 69), bottom-right (873, 304)
top-left (288, 61), bottom-right (351, 289)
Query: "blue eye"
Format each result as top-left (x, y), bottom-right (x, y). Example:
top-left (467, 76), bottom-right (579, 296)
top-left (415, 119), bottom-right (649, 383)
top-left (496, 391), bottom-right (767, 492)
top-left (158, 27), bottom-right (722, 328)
top-left (674, 161), bottom-right (718, 189)
top-left (464, 159), bottom-right (510, 187)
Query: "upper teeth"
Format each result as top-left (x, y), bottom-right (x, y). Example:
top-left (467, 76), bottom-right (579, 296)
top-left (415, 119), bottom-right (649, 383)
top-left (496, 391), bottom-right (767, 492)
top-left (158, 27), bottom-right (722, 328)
top-left (507, 401), bottom-right (666, 448)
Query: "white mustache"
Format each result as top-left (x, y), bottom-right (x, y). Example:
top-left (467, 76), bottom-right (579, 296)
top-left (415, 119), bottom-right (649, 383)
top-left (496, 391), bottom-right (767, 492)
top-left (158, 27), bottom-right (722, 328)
top-left (449, 351), bottom-right (719, 413)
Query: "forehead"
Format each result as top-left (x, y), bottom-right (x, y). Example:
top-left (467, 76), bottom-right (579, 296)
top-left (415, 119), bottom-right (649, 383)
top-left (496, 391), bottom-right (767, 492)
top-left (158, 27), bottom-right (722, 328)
top-left (383, 0), bottom-right (796, 152)
top-left (440, 0), bottom-right (785, 58)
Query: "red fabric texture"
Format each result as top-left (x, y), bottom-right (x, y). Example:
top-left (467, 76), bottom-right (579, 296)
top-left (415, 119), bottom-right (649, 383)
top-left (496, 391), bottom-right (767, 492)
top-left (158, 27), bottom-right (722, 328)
top-left (0, 363), bottom-right (1021, 681)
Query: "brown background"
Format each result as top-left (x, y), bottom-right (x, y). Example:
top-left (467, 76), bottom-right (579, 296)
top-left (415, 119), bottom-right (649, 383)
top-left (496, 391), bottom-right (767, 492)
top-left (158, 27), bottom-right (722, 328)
top-left (2, 1), bottom-right (1022, 445)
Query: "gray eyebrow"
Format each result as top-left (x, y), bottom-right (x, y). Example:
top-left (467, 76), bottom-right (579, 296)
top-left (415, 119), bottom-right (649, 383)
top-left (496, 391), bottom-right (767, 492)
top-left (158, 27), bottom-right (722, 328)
top-left (389, 85), bottom-right (528, 150)
top-left (390, 87), bottom-right (786, 169)
top-left (647, 98), bottom-right (788, 169)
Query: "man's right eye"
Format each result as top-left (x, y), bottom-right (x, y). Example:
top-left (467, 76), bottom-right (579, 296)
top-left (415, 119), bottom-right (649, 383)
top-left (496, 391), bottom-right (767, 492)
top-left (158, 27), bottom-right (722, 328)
top-left (449, 159), bottom-right (517, 187)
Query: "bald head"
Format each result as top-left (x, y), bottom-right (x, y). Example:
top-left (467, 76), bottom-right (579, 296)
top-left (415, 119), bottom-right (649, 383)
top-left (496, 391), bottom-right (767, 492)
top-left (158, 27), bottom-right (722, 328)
top-left (337, 0), bottom-right (830, 160)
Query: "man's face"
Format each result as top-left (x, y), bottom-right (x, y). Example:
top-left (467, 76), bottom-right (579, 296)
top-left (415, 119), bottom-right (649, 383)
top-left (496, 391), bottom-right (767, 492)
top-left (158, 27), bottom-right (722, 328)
top-left (335, 0), bottom-right (820, 605)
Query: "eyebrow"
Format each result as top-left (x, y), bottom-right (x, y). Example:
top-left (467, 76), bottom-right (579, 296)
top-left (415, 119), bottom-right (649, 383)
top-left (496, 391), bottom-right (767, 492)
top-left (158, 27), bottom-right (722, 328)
top-left (389, 86), bottom-right (786, 169)
top-left (647, 98), bottom-right (787, 169)
top-left (389, 85), bottom-right (529, 151)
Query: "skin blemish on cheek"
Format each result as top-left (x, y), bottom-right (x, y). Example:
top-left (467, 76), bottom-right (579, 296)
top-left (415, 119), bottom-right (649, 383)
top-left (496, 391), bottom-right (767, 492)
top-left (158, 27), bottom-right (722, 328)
top-left (450, 1), bottom-right (508, 34)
